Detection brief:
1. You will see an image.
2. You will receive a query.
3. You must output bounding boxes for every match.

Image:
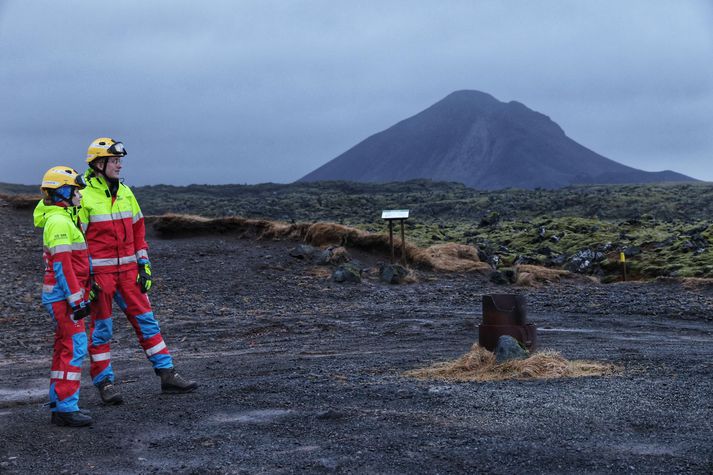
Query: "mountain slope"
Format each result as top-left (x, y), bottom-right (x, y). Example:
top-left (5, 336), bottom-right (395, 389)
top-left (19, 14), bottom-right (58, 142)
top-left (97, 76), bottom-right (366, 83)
top-left (299, 90), bottom-right (695, 189)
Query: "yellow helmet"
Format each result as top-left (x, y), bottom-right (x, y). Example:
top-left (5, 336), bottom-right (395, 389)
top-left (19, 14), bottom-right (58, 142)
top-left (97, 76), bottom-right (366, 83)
top-left (86, 137), bottom-right (127, 164)
top-left (40, 166), bottom-right (86, 199)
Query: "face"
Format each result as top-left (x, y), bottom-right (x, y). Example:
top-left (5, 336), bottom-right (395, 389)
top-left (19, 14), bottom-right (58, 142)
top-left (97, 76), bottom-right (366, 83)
top-left (104, 156), bottom-right (123, 179)
top-left (70, 188), bottom-right (82, 207)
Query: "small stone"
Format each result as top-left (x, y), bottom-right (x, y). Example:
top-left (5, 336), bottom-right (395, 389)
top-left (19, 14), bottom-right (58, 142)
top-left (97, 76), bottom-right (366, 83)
top-left (314, 249), bottom-right (333, 265)
top-left (332, 264), bottom-right (361, 283)
top-left (488, 271), bottom-right (509, 285)
top-left (494, 335), bottom-right (529, 363)
top-left (289, 244), bottom-right (316, 259)
top-left (379, 264), bottom-right (408, 284)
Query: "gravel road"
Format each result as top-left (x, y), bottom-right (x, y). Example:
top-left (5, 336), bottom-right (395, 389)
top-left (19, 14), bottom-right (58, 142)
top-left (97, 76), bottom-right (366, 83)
top-left (1, 203), bottom-right (712, 474)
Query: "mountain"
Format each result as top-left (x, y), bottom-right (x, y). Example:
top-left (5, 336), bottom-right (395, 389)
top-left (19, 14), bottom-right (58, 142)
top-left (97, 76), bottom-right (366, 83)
top-left (299, 90), bottom-right (695, 189)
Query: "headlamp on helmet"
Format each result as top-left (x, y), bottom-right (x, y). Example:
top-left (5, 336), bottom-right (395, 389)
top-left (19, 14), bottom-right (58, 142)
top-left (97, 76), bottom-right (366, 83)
top-left (86, 137), bottom-right (127, 164)
top-left (40, 166), bottom-right (85, 200)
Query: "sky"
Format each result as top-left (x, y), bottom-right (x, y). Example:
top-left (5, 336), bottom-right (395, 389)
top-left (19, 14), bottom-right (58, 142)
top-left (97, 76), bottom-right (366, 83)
top-left (1, 0), bottom-right (712, 186)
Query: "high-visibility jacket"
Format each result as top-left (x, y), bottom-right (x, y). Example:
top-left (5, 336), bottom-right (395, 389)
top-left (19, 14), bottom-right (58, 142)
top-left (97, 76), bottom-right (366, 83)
top-left (78, 171), bottom-right (148, 274)
top-left (33, 201), bottom-right (90, 306)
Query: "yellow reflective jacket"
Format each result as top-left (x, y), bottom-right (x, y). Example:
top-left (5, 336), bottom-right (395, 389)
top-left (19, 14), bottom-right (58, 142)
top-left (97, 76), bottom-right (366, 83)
top-left (78, 170), bottom-right (148, 274)
top-left (33, 200), bottom-right (90, 305)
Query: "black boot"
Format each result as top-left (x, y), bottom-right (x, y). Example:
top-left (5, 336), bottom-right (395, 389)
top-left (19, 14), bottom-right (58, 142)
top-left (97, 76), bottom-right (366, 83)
top-left (97, 378), bottom-right (123, 405)
top-left (51, 411), bottom-right (93, 427)
top-left (156, 368), bottom-right (198, 393)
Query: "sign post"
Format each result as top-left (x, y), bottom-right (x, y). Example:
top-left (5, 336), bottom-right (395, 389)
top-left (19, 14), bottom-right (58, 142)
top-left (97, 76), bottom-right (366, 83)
top-left (381, 210), bottom-right (410, 265)
top-left (620, 251), bottom-right (627, 282)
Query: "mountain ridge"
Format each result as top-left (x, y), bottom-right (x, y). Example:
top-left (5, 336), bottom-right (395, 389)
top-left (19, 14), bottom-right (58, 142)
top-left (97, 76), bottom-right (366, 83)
top-left (300, 90), bottom-right (695, 189)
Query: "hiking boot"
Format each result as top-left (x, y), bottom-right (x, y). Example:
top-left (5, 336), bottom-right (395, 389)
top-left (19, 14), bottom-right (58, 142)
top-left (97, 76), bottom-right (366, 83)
top-left (156, 368), bottom-right (198, 394)
top-left (51, 411), bottom-right (92, 427)
top-left (97, 378), bottom-right (123, 405)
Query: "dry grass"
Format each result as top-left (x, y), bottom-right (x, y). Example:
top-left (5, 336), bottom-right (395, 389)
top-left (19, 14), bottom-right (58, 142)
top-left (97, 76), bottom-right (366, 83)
top-left (410, 243), bottom-right (492, 273)
top-left (149, 214), bottom-right (489, 272)
top-left (306, 267), bottom-right (333, 279)
top-left (0, 193), bottom-right (41, 209)
top-left (404, 344), bottom-right (618, 382)
top-left (515, 264), bottom-right (571, 286)
top-left (329, 246), bottom-right (350, 264)
top-left (660, 277), bottom-right (713, 290)
top-left (304, 223), bottom-right (362, 247)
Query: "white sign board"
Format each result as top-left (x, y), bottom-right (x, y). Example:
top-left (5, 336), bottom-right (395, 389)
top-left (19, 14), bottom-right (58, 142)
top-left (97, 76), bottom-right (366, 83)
top-left (381, 209), bottom-right (410, 220)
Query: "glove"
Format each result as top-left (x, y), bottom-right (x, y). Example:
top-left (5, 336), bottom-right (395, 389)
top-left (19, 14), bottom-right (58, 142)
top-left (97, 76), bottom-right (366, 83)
top-left (88, 282), bottom-right (102, 302)
top-left (137, 259), bottom-right (152, 293)
top-left (70, 300), bottom-right (91, 322)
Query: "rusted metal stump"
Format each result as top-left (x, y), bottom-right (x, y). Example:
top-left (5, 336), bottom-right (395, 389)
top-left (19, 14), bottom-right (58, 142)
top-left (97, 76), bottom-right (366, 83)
top-left (478, 294), bottom-right (537, 351)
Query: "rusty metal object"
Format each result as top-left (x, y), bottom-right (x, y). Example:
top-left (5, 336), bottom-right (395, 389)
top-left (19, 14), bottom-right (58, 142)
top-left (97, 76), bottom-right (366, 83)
top-left (478, 294), bottom-right (537, 351)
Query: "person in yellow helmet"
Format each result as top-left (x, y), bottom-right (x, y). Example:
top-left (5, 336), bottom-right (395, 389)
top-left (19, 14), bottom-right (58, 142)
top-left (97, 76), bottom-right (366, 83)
top-left (33, 166), bottom-right (93, 427)
top-left (79, 138), bottom-right (197, 404)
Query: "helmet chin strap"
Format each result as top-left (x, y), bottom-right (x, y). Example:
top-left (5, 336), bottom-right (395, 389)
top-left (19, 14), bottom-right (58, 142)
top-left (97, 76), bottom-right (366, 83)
top-left (52, 188), bottom-right (76, 207)
top-left (93, 157), bottom-right (120, 195)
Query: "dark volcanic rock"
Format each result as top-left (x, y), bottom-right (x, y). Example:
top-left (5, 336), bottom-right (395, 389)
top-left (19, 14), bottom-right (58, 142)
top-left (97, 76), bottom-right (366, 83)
top-left (379, 263), bottom-right (408, 284)
top-left (332, 263), bottom-right (361, 283)
top-left (494, 335), bottom-right (529, 363)
top-left (289, 244), bottom-right (317, 259)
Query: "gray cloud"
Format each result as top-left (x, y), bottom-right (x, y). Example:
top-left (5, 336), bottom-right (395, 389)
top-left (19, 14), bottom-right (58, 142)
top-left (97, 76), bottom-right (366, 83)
top-left (1, 0), bottom-right (711, 186)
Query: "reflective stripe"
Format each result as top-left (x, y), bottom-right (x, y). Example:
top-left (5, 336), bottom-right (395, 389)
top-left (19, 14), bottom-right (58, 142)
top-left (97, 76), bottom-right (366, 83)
top-left (48, 244), bottom-right (72, 255)
top-left (44, 242), bottom-right (86, 255)
top-left (66, 372), bottom-right (82, 381)
top-left (43, 284), bottom-right (55, 293)
top-left (81, 222), bottom-right (88, 232)
top-left (91, 352), bottom-right (111, 362)
top-left (89, 213), bottom-right (113, 223)
top-left (89, 211), bottom-right (133, 223)
top-left (50, 371), bottom-right (64, 379)
top-left (92, 255), bottom-right (138, 267)
top-left (68, 290), bottom-right (83, 304)
top-left (136, 249), bottom-right (148, 260)
top-left (133, 211), bottom-right (144, 224)
top-left (146, 340), bottom-right (166, 356)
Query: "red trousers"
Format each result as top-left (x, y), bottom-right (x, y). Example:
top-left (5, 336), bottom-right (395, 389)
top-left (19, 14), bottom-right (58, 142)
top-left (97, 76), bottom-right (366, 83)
top-left (88, 268), bottom-right (173, 385)
top-left (46, 300), bottom-right (87, 412)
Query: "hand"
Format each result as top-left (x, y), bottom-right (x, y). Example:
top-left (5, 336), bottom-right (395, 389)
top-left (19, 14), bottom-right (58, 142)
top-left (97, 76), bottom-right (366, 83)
top-left (71, 300), bottom-right (91, 322)
top-left (137, 260), bottom-right (152, 293)
top-left (89, 282), bottom-right (102, 302)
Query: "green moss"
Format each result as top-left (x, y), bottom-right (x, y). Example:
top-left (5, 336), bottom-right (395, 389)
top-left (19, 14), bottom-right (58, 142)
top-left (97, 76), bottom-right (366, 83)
top-left (84, 180), bottom-right (710, 281)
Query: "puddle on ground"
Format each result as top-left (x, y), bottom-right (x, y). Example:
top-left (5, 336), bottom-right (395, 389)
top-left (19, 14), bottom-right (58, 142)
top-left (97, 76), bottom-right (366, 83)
top-left (540, 328), bottom-right (599, 333)
top-left (0, 385), bottom-right (46, 407)
top-left (539, 328), bottom-right (713, 343)
top-left (619, 442), bottom-right (677, 456)
top-left (274, 445), bottom-right (321, 455)
top-left (213, 409), bottom-right (293, 423)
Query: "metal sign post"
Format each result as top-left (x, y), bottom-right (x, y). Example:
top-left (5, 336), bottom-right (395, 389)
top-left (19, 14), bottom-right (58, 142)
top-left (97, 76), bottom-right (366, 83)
top-left (382, 210), bottom-right (409, 265)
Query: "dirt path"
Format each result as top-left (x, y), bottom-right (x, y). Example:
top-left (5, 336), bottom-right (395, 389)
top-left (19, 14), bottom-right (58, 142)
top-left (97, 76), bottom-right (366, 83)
top-left (1, 205), bottom-right (712, 474)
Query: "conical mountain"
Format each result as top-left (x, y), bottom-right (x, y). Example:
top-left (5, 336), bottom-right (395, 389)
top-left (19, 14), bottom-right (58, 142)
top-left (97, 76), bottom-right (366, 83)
top-left (299, 90), bottom-right (695, 189)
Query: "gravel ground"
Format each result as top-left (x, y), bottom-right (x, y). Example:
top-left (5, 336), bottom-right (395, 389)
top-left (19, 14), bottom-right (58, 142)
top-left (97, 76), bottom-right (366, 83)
top-left (1, 203), bottom-right (713, 474)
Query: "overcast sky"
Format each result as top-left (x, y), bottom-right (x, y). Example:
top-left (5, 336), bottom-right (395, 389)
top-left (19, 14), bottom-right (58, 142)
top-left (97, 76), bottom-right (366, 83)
top-left (1, 1), bottom-right (711, 186)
